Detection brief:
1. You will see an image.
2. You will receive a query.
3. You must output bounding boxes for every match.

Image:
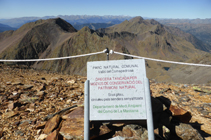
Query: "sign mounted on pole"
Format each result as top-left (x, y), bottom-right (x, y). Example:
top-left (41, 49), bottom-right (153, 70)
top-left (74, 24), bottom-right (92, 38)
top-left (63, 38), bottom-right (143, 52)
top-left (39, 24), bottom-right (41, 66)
top-left (87, 59), bottom-right (147, 120)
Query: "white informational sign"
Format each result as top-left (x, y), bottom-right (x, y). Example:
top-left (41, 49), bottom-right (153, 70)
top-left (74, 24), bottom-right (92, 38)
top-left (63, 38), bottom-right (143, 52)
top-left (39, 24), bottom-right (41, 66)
top-left (87, 59), bottom-right (147, 120)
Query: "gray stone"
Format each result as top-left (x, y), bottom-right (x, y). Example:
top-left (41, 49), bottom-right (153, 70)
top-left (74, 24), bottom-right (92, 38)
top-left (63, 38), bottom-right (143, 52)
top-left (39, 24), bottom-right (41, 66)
top-left (15, 130), bottom-right (24, 136)
top-left (23, 85), bottom-right (33, 90)
top-left (112, 124), bottom-right (147, 140)
top-left (175, 123), bottom-right (203, 140)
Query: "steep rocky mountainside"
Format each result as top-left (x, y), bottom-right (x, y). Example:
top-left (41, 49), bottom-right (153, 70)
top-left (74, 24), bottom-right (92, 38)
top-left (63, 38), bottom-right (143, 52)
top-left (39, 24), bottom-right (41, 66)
top-left (164, 23), bottom-right (211, 48)
top-left (156, 18), bottom-right (211, 52)
top-left (97, 16), bottom-right (211, 84)
top-left (0, 18), bottom-right (76, 58)
top-left (0, 64), bottom-right (211, 140)
top-left (1, 17), bottom-right (211, 84)
top-left (99, 16), bottom-right (211, 52)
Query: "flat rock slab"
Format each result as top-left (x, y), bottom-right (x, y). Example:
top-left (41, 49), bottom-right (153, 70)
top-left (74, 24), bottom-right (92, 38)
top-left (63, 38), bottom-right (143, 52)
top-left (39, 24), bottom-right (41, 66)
top-left (59, 107), bottom-right (84, 139)
top-left (59, 117), bottom-right (84, 140)
top-left (43, 114), bottom-right (60, 134)
top-left (176, 123), bottom-right (203, 140)
top-left (169, 103), bottom-right (192, 123)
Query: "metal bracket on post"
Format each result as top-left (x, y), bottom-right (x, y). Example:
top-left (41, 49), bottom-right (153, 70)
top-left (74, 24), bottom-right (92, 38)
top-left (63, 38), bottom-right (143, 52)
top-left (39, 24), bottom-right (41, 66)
top-left (84, 80), bottom-right (90, 140)
top-left (105, 48), bottom-right (109, 60)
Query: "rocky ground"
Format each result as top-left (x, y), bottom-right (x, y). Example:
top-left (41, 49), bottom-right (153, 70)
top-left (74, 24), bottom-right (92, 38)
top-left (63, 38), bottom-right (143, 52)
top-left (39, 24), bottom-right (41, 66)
top-left (0, 64), bottom-right (211, 140)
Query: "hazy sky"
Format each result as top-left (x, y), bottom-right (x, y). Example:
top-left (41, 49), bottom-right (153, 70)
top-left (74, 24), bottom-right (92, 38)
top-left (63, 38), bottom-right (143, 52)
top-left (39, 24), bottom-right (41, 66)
top-left (0, 0), bottom-right (211, 19)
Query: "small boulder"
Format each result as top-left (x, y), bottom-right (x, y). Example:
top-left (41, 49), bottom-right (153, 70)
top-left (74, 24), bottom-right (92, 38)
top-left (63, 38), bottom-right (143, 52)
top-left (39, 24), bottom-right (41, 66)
top-left (59, 107), bottom-right (84, 140)
top-left (175, 123), bottom-right (203, 140)
top-left (46, 130), bottom-right (59, 140)
top-left (43, 114), bottom-right (60, 134)
top-left (169, 103), bottom-right (191, 123)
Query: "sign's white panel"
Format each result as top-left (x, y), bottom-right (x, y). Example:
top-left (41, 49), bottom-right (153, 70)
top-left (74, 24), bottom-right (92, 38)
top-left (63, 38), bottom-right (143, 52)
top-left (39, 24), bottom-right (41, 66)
top-left (87, 59), bottom-right (147, 120)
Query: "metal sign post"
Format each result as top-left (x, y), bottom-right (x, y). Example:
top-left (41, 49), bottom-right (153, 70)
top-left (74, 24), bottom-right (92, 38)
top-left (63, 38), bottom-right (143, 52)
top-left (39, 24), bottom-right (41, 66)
top-left (144, 77), bottom-right (154, 140)
top-left (84, 59), bottom-right (154, 140)
top-left (84, 80), bottom-right (90, 140)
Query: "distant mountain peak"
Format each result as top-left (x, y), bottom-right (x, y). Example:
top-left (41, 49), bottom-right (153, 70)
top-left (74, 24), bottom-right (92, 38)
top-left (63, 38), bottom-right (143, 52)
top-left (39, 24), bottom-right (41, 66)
top-left (129, 16), bottom-right (144, 23)
top-left (49, 18), bottom-right (77, 32)
top-left (149, 19), bottom-right (160, 25)
top-left (78, 26), bottom-right (95, 34)
top-left (81, 26), bottom-right (90, 30)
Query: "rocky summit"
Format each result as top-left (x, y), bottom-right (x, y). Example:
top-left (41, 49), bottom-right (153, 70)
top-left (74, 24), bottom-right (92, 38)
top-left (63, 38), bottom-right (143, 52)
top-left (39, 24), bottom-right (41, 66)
top-left (0, 64), bottom-right (211, 140)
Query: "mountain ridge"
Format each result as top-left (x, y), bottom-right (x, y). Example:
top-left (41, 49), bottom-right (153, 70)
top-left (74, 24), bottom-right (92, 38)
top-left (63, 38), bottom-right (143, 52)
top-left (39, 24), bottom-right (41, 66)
top-left (0, 15), bottom-right (133, 28)
top-left (163, 23), bottom-right (211, 48)
top-left (0, 18), bottom-right (77, 62)
top-left (2, 15), bottom-right (210, 28)
top-left (1, 15), bottom-right (210, 51)
top-left (1, 17), bottom-right (211, 84)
